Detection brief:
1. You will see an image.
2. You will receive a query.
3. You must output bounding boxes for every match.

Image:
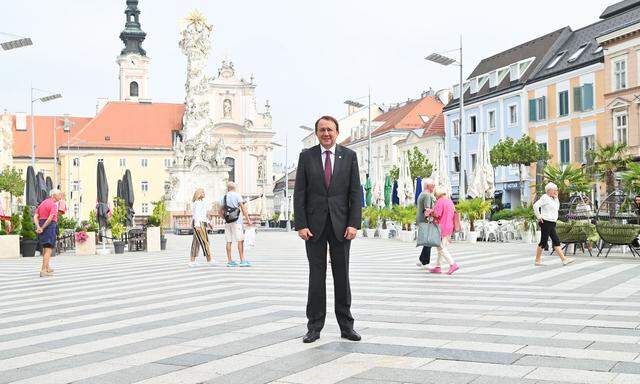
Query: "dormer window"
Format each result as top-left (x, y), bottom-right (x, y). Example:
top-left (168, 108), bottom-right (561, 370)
top-left (470, 78), bottom-right (478, 94)
top-left (509, 64), bottom-right (520, 81)
top-left (520, 59), bottom-right (533, 74)
top-left (489, 71), bottom-right (497, 88)
top-left (477, 76), bottom-right (488, 89)
top-left (568, 42), bottom-right (590, 62)
top-left (547, 51), bottom-right (566, 69)
top-left (593, 46), bottom-right (603, 54)
top-left (453, 84), bottom-right (460, 99)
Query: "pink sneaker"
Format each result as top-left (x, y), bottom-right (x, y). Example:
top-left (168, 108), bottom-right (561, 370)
top-left (447, 264), bottom-right (459, 275)
top-left (428, 267), bottom-right (442, 274)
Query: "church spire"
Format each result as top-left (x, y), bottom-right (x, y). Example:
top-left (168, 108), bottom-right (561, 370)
top-left (119, 0), bottom-right (146, 56)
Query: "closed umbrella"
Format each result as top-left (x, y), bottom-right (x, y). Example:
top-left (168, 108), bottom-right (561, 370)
top-left (25, 166), bottom-right (37, 207)
top-left (122, 169), bottom-right (135, 227)
top-left (116, 179), bottom-right (124, 201)
top-left (364, 176), bottom-right (372, 207)
top-left (468, 132), bottom-right (495, 200)
top-left (384, 175), bottom-right (392, 208)
top-left (96, 161), bottom-right (110, 230)
top-left (36, 172), bottom-right (47, 204)
top-left (482, 132), bottom-right (495, 199)
top-left (360, 185), bottom-right (365, 207)
top-left (392, 180), bottom-right (399, 205)
top-left (45, 177), bottom-right (53, 195)
top-left (414, 176), bottom-right (423, 205)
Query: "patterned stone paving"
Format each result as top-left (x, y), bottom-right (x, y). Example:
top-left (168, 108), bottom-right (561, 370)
top-left (1, 231), bottom-right (640, 384)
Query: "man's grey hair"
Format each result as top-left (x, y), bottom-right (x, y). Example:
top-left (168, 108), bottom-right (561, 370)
top-left (423, 178), bottom-right (435, 187)
top-left (226, 181), bottom-right (236, 191)
top-left (50, 188), bottom-right (62, 197)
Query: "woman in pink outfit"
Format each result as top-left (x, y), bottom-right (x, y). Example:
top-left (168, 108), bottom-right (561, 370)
top-left (427, 186), bottom-right (459, 275)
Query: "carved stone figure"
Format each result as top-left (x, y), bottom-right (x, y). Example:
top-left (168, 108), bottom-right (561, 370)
top-left (223, 99), bottom-right (232, 119)
top-left (214, 137), bottom-right (226, 166)
top-left (258, 160), bottom-right (266, 181)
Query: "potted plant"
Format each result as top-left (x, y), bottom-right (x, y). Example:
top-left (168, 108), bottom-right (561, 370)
top-left (0, 213), bottom-right (21, 259)
top-left (20, 206), bottom-right (38, 257)
top-left (378, 208), bottom-right (391, 239)
top-left (150, 200), bottom-right (169, 250)
top-left (455, 198), bottom-right (491, 243)
top-left (109, 197), bottom-right (127, 254)
top-left (392, 205), bottom-right (416, 242)
top-left (270, 212), bottom-right (279, 228)
top-left (363, 207), bottom-right (378, 238)
top-left (513, 205), bottom-right (536, 243)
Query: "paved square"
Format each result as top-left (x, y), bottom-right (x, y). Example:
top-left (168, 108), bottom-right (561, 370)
top-left (2, 232), bottom-right (640, 383)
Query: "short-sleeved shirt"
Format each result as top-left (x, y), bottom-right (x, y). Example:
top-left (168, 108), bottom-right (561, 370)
top-left (220, 191), bottom-right (243, 225)
top-left (35, 198), bottom-right (58, 222)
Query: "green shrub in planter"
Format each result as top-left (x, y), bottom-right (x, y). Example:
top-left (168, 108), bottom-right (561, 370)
top-left (491, 209), bottom-right (514, 221)
top-left (20, 206), bottom-right (36, 241)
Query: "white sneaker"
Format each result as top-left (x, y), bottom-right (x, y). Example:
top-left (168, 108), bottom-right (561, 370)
top-left (188, 261), bottom-right (197, 268)
top-left (207, 260), bottom-right (217, 267)
top-left (416, 261), bottom-right (424, 268)
top-left (534, 261), bottom-right (545, 266)
top-left (562, 258), bottom-right (575, 266)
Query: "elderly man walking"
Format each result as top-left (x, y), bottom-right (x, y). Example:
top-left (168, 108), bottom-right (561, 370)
top-left (219, 182), bottom-right (253, 267)
top-left (416, 178), bottom-right (436, 268)
top-left (34, 189), bottom-right (63, 277)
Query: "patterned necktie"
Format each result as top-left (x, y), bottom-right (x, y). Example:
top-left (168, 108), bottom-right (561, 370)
top-left (324, 150), bottom-right (332, 188)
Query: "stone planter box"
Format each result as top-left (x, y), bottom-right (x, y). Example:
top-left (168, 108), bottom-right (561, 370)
top-left (146, 227), bottom-right (161, 252)
top-left (467, 231), bottom-right (478, 244)
top-left (364, 228), bottom-right (376, 238)
top-left (0, 235), bottom-right (20, 259)
top-left (378, 229), bottom-right (390, 239)
top-left (76, 232), bottom-right (96, 256)
top-left (398, 230), bottom-right (414, 242)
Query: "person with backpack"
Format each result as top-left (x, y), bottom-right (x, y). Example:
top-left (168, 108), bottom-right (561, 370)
top-left (219, 181), bottom-right (253, 267)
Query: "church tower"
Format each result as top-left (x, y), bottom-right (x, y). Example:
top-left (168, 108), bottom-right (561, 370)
top-left (116, 0), bottom-right (150, 102)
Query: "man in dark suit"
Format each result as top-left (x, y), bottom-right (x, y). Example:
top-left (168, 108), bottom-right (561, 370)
top-left (294, 115), bottom-right (362, 343)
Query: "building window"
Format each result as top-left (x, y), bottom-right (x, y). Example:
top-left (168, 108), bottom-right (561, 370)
top-left (559, 139), bottom-right (570, 164)
top-left (97, 158), bottom-right (104, 163)
top-left (130, 81), bottom-right (139, 97)
top-left (546, 51), bottom-right (566, 69)
top-left (615, 113), bottom-right (628, 144)
top-left (558, 91), bottom-right (569, 117)
top-left (141, 158), bottom-right (148, 167)
top-left (72, 181), bottom-right (80, 192)
top-left (470, 153), bottom-right (478, 172)
top-left (73, 203), bottom-right (79, 218)
top-left (568, 42), bottom-right (589, 63)
top-left (577, 135), bottom-right (595, 164)
top-left (508, 105), bottom-right (517, 125)
top-left (119, 158), bottom-right (126, 167)
top-left (614, 59), bottom-right (627, 90)
top-left (452, 119), bottom-right (460, 137)
top-left (488, 71), bottom-right (497, 88)
top-left (538, 142), bottom-right (548, 154)
top-left (488, 110), bottom-right (496, 131)
top-left (469, 115), bottom-right (477, 133)
top-left (72, 157), bottom-right (80, 167)
top-left (164, 158), bottom-right (172, 168)
top-left (453, 154), bottom-right (460, 173)
top-left (141, 203), bottom-right (149, 214)
top-left (384, 144), bottom-right (389, 160)
top-left (529, 96), bottom-right (546, 122)
top-left (141, 181), bottom-right (148, 192)
top-left (573, 84), bottom-right (594, 112)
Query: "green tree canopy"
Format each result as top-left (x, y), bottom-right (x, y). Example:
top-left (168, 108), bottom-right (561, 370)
top-left (0, 167), bottom-right (25, 198)
top-left (408, 147), bottom-right (433, 180)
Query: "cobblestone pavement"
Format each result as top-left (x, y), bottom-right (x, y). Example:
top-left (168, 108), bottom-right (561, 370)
top-left (1, 232), bottom-right (640, 384)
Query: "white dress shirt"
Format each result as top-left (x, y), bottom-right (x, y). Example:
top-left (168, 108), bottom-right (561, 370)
top-left (320, 144), bottom-right (336, 173)
top-left (533, 194), bottom-right (559, 222)
top-left (192, 200), bottom-right (208, 225)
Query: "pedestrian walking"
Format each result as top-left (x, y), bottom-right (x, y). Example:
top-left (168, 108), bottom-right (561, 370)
top-left (34, 189), bottom-right (63, 277)
top-left (219, 181), bottom-right (253, 267)
top-left (427, 187), bottom-right (459, 275)
top-left (533, 182), bottom-right (575, 266)
top-left (416, 178), bottom-right (436, 268)
top-left (189, 188), bottom-right (214, 267)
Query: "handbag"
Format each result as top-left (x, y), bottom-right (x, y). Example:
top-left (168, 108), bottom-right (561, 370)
top-left (417, 219), bottom-right (441, 247)
top-left (453, 210), bottom-right (462, 233)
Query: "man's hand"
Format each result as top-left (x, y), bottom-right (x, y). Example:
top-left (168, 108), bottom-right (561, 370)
top-left (36, 226), bottom-right (43, 234)
top-left (344, 226), bottom-right (357, 240)
top-left (298, 228), bottom-right (313, 241)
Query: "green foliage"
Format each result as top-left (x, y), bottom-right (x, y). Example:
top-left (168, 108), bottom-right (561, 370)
top-left (0, 167), bottom-right (25, 198)
top-left (9, 213), bottom-right (21, 235)
top-left (489, 135), bottom-right (549, 169)
top-left (408, 147), bottom-right (433, 180)
top-left (622, 162), bottom-right (640, 195)
top-left (513, 205), bottom-right (536, 232)
top-left (455, 198), bottom-right (491, 232)
top-left (587, 142), bottom-right (632, 196)
top-left (362, 206), bottom-right (380, 229)
top-left (389, 166), bottom-right (399, 182)
top-left (57, 215), bottom-right (78, 231)
top-left (390, 205), bottom-right (416, 231)
top-left (271, 212), bottom-right (280, 222)
top-left (542, 164), bottom-right (590, 202)
top-left (490, 209), bottom-right (514, 221)
top-left (20, 206), bottom-right (36, 240)
top-left (149, 200), bottom-right (169, 236)
top-left (87, 210), bottom-right (98, 232)
top-left (109, 197), bottom-right (127, 240)
top-left (110, 222), bottom-right (126, 240)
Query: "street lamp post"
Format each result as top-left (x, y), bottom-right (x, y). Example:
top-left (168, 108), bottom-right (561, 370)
top-left (30, 88), bottom-right (62, 167)
top-left (425, 36), bottom-right (465, 200)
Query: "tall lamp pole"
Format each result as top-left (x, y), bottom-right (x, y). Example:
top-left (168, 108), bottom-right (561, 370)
top-left (30, 88), bottom-right (62, 167)
top-left (425, 36), bottom-right (465, 200)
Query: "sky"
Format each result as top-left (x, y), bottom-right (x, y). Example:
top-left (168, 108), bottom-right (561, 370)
top-left (2, 0), bottom-right (609, 165)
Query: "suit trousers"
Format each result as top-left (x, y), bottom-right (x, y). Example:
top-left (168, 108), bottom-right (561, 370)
top-left (419, 246), bottom-right (431, 265)
top-left (305, 214), bottom-right (354, 333)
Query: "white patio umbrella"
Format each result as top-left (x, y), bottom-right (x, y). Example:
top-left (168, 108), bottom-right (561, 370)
top-left (468, 132), bottom-right (495, 199)
top-left (433, 142), bottom-right (451, 196)
top-left (399, 151), bottom-right (414, 206)
top-left (481, 132), bottom-right (495, 199)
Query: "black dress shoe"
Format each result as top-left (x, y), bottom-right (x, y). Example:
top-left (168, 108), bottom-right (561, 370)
top-left (340, 329), bottom-right (361, 341)
top-left (303, 330), bottom-right (320, 343)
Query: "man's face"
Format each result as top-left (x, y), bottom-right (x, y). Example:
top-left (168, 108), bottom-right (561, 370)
top-left (53, 193), bottom-right (62, 202)
top-left (316, 119), bottom-right (338, 149)
top-left (426, 183), bottom-right (435, 193)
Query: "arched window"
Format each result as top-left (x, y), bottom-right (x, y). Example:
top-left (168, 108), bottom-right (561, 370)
top-left (130, 81), bottom-right (139, 97)
top-left (224, 157), bottom-right (235, 182)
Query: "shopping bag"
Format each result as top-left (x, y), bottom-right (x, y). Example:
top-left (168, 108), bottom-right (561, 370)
top-left (453, 211), bottom-right (462, 233)
top-left (417, 222), bottom-right (441, 247)
top-left (244, 227), bottom-right (257, 250)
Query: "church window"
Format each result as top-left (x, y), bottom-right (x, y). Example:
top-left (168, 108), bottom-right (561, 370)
top-left (224, 157), bottom-right (235, 182)
top-left (130, 81), bottom-right (139, 97)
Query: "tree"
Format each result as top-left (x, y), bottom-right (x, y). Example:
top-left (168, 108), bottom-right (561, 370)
top-left (543, 164), bottom-right (590, 202)
top-left (490, 135), bottom-right (549, 205)
top-left (622, 162), bottom-right (640, 195)
top-left (0, 167), bottom-right (25, 210)
top-left (408, 147), bottom-right (433, 180)
top-left (588, 143), bottom-right (631, 197)
top-left (389, 166), bottom-right (399, 181)
top-left (455, 198), bottom-right (491, 232)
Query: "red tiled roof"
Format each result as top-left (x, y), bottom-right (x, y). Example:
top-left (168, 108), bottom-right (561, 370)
top-left (370, 95), bottom-right (443, 137)
top-left (11, 101), bottom-right (184, 158)
top-left (422, 113), bottom-right (444, 138)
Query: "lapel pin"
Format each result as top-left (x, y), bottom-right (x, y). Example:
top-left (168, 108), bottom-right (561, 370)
top-left (338, 156), bottom-right (342, 159)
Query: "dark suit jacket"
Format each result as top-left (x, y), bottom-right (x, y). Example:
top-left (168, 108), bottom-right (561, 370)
top-left (294, 144), bottom-right (362, 242)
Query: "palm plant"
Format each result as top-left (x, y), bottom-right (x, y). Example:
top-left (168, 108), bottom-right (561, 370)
top-left (622, 162), bottom-right (640, 195)
top-left (455, 198), bottom-right (491, 232)
top-left (587, 143), bottom-right (631, 197)
top-left (542, 164), bottom-right (590, 202)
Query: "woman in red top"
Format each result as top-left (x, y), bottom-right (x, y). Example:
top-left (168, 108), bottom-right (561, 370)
top-left (34, 189), bottom-right (63, 277)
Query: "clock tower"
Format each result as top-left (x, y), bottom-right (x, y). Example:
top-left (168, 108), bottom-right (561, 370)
top-left (116, 0), bottom-right (150, 102)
